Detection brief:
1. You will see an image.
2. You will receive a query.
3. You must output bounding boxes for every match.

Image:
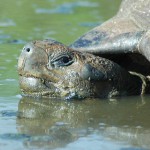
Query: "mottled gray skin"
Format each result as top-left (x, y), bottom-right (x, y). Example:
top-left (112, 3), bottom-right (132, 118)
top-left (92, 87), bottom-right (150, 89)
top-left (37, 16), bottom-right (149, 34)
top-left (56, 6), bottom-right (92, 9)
top-left (70, 0), bottom-right (150, 76)
top-left (18, 40), bottom-right (143, 99)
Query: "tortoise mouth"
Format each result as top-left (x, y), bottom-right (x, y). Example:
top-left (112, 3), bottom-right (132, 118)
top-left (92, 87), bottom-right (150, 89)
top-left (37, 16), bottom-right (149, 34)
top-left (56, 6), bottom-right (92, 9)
top-left (19, 75), bottom-right (58, 97)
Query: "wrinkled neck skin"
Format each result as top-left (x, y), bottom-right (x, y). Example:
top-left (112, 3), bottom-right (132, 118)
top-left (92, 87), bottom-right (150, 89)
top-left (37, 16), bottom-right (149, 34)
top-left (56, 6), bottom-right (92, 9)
top-left (95, 63), bottom-right (143, 98)
top-left (75, 52), bottom-right (143, 98)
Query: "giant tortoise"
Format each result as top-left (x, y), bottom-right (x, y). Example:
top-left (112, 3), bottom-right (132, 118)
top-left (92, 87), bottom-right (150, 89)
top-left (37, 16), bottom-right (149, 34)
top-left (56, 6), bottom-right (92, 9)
top-left (18, 0), bottom-right (150, 99)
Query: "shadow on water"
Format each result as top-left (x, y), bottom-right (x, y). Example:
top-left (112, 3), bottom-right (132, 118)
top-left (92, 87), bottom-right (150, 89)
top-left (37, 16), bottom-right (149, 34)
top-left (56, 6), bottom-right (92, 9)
top-left (15, 96), bottom-right (150, 149)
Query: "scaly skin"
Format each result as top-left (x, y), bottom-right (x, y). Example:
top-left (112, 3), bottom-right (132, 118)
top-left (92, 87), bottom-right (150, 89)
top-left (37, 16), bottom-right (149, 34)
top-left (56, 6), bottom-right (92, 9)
top-left (18, 39), bottom-right (143, 99)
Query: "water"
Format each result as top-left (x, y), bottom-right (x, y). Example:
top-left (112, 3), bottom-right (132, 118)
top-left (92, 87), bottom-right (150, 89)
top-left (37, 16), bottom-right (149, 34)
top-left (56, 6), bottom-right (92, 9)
top-left (0, 0), bottom-right (150, 149)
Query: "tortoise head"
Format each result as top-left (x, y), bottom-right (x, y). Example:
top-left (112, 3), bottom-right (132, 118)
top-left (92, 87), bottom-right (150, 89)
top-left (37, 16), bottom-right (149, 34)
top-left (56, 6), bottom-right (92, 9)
top-left (18, 39), bottom-right (141, 99)
top-left (18, 39), bottom-right (82, 99)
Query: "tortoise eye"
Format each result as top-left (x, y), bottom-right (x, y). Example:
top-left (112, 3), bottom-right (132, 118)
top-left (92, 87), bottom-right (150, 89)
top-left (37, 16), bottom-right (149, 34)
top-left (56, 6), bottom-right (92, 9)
top-left (51, 54), bottom-right (74, 68)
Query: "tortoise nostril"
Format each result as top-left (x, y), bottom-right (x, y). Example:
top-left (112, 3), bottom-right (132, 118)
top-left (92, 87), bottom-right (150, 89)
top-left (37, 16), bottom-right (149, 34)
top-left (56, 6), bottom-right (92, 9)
top-left (26, 48), bottom-right (30, 52)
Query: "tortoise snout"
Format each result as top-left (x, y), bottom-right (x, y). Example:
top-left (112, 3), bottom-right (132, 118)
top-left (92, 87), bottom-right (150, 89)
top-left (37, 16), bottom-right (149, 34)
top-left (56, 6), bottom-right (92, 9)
top-left (18, 43), bottom-right (35, 71)
top-left (18, 42), bottom-right (48, 74)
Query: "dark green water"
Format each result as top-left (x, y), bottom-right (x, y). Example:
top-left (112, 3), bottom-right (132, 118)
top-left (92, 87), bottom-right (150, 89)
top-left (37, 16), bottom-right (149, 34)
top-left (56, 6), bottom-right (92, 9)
top-left (0, 0), bottom-right (150, 149)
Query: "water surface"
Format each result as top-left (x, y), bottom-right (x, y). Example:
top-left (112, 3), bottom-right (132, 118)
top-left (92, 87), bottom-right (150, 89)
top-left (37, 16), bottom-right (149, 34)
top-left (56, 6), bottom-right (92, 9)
top-left (0, 0), bottom-right (150, 149)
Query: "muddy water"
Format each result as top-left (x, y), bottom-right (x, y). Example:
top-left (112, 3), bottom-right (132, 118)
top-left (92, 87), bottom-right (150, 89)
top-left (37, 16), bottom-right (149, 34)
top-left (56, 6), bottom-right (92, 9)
top-left (0, 0), bottom-right (150, 149)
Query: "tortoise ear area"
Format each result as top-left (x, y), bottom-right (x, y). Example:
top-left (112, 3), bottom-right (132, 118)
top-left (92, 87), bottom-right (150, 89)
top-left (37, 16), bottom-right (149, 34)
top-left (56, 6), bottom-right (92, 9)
top-left (80, 64), bottom-right (105, 80)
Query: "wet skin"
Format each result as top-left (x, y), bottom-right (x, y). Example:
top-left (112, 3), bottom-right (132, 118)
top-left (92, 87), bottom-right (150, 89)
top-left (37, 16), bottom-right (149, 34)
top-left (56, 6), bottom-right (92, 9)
top-left (18, 39), bottom-right (144, 99)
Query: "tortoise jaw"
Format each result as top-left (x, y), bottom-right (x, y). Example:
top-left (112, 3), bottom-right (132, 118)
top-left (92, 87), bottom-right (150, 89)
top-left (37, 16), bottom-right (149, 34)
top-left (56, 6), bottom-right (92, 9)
top-left (19, 76), bottom-right (58, 97)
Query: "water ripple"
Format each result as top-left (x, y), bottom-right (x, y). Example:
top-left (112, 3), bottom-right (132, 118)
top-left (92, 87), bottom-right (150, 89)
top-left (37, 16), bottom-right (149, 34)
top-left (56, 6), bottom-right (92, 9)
top-left (0, 110), bottom-right (17, 117)
top-left (36, 1), bottom-right (99, 14)
top-left (0, 19), bottom-right (16, 27)
top-left (0, 133), bottom-right (30, 141)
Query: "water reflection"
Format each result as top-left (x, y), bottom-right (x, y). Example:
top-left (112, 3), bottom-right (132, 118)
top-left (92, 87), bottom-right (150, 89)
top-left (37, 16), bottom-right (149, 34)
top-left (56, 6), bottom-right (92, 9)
top-left (17, 96), bottom-right (150, 149)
